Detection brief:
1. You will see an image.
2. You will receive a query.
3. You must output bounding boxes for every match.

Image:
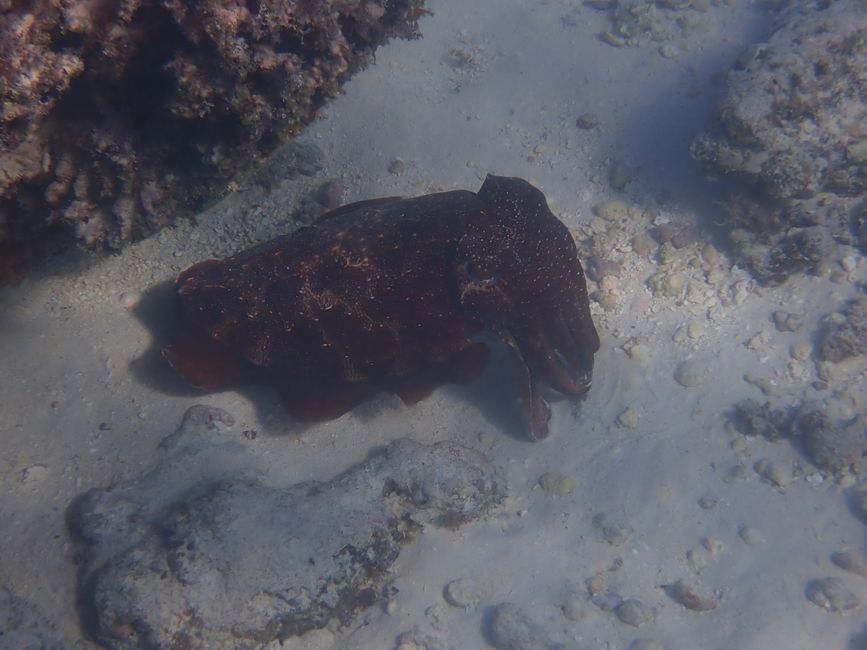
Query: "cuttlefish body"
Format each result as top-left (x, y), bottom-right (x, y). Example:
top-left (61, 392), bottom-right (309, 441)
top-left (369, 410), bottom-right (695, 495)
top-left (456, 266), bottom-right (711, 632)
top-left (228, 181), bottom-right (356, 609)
top-left (164, 175), bottom-right (600, 440)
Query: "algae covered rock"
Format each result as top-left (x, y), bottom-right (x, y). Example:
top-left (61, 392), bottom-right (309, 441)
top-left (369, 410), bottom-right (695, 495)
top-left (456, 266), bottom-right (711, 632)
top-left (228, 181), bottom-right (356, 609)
top-left (68, 405), bottom-right (504, 649)
top-left (0, 0), bottom-right (426, 274)
top-left (730, 398), bottom-right (867, 478)
top-left (818, 297), bottom-right (867, 363)
top-left (692, 0), bottom-right (867, 283)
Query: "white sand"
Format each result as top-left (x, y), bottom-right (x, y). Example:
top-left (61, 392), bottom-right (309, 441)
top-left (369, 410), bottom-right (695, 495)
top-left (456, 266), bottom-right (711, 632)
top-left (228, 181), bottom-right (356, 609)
top-left (2, 1), bottom-right (866, 648)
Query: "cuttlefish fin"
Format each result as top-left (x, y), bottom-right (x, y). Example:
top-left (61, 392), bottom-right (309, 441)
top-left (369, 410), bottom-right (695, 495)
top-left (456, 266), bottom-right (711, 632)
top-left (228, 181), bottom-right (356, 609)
top-left (390, 342), bottom-right (491, 405)
top-left (314, 196), bottom-right (404, 223)
top-left (162, 332), bottom-right (251, 390)
top-left (278, 380), bottom-right (379, 422)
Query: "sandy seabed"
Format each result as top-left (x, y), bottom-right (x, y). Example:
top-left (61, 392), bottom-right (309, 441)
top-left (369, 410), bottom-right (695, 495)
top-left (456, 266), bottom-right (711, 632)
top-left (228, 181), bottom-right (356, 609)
top-left (2, 1), bottom-right (867, 649)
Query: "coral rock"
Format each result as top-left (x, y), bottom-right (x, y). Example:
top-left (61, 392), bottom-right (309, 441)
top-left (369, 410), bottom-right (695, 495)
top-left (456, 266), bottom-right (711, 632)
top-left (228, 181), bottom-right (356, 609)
top-left (69, 405), bottom-right (504, 649)
top-left (0, 0), bottom-right (426, 273)
top-left (691, 0), bottom-right (867, 283)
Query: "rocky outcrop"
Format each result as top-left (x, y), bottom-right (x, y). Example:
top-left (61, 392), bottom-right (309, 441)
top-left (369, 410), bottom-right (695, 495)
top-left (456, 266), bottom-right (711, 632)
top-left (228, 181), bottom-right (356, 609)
top-left (0, 0), bottom-right (426, 274)
top-left (691, 0), bottom-right (867, 283)
top-left (68, 405), bottom-right (504, 649)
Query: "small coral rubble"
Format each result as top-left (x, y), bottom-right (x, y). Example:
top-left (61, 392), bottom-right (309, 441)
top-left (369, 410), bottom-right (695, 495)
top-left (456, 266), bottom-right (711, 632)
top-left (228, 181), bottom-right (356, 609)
top-left (730, 398), bottom-right (867, 477)
top-left (0, 0), bottom-right (426, 264)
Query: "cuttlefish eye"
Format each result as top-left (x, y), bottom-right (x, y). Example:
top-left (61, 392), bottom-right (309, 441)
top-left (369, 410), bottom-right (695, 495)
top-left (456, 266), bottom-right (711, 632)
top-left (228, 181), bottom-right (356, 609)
top-left (464, 260), bottom-right (500, 287)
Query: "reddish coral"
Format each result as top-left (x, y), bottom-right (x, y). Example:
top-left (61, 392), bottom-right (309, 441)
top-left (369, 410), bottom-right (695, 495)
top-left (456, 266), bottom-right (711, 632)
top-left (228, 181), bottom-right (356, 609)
top-left (0, 0), bottom-right (425, 274)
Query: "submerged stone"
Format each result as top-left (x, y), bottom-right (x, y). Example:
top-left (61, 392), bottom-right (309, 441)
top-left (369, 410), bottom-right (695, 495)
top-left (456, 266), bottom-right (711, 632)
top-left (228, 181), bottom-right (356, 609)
top-left (69, 405), bottom-right (504, 649)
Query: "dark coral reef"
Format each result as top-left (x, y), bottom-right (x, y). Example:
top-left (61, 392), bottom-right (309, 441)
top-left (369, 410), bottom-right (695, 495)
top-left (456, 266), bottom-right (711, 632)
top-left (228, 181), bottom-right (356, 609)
top-left (0, 0), bottom-right (425, 268)
top-left (691, 0), bottom-right (867, 283)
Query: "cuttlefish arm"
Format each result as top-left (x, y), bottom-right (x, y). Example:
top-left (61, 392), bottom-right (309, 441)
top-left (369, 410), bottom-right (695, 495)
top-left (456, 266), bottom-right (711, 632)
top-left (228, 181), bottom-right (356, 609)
top-left (499, 328), bottom-right (552, 441)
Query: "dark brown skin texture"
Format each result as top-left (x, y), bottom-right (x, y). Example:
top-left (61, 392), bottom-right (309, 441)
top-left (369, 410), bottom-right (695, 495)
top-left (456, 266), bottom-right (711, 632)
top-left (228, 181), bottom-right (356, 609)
top-left (164, 175), bottom-right (599, 440)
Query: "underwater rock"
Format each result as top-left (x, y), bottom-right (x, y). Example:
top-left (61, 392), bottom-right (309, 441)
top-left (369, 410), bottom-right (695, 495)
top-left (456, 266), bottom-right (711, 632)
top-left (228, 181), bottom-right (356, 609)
top-left (729, 399), bottom-right (789, 441)
top-left (0, 0), bottom-right (426, 277)
top-left (753, 458), bottom-right (791, 489)
top-left (68, 405), bottom-right (504, 649)
top-left (830, 550), bottom-right (867, 579)
top-left (730, 398), bottom-right (867, 477)
top-left (673, 358), bottom-right (709, 388)
top-left (806, 577), bottom-right (860, 613)
top-left (654, 222), bottom-right (697, 249)
top-left (737, 524), bottom-right (763, 546)
top-left (485, 602), bottom-right (551, 650)
top-left (797, 412), bottom-right (867, 476)
top-left (539, 470), bottom-right (578, 495)
top-left (586, 256), bottom-right (623, 282)
top-left (730, 225), bottom-right (833, 285)
top-left (395, 627), bottom-right (448, 650)
top-left (615, 598), bottom-right (655, 627)
top-left (616, 407), bottom-right (641, 429)
top-left (818, 297), bottom-right (867, 363)
top-left (443, 577), bottom-right (486, 609)
top-left (665, 580), bottom-right (717, 612)
top-left (691, 0), bottom-right (867, 282)
top-left (772, 310), bottom-right (803, 333)
top-left (593, 512), bottom-right (634, 546)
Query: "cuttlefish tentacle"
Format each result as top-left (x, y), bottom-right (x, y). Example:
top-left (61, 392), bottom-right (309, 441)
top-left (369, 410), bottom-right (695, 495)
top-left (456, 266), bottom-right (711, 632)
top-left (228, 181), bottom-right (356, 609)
top-left (546, 310), bottom-right (593, 393)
